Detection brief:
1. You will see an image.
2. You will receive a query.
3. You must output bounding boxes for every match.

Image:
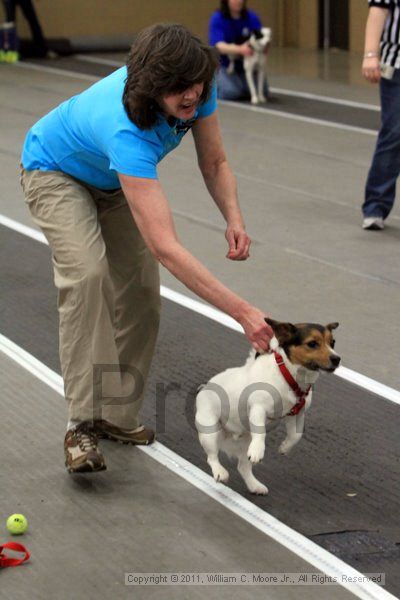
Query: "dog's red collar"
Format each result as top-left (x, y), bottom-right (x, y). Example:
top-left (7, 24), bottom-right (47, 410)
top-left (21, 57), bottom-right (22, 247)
top-left (274, 351), bottom-right (311, 416)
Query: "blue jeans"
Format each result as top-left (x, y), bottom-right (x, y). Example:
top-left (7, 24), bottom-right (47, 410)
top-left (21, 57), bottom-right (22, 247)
top-left (363, 68), bottom-right (400, 219)
top-left (216, 67), bottom-right (269, 101)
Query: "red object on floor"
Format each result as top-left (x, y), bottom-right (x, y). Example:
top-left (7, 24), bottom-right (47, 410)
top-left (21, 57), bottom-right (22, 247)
top-left (0, 542), bottom-right (30, 567)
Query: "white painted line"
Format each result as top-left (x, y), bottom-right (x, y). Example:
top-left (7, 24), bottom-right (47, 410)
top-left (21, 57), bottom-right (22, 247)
top-left (0, 333), bottom-right (395, 600)
top-left (0, 214), bottom-right (47, 244)
top-left (162, 289), bottom-right (399, 406)
top-left (285, 247), bottom-right (400, 286)
top-left (39, 54), bottom-right (381, 114)
top-left (14, 60), bottom-right (99, 82)
top-left (270, 87), bottom-right (380, 111)
top-left (219, 100), bottom-right (378, 136)
top-left (143, 443), bottom-right (394, 600)
top-left (161, 286), bottom-right (400, 405)
top-left (160, 285), bottom-right (242, 333)
top-left (173, 155), bottom-right (395, 220)
top-left (67, 55), bottom-right (384, 112)
top-left (1, 213), bottom-right (400, 406)
top-left (14, 61), bottom-right (377, 134)
top-left (74, 54), bottom-right (124, 67)
top-left (0, 333), bottom-right (63, 395)
top-left (337, 366), bottom-right (400, 405)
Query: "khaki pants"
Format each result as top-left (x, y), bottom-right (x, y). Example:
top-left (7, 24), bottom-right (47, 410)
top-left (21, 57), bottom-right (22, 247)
top-left (21, 169), bottom-right (161, 429)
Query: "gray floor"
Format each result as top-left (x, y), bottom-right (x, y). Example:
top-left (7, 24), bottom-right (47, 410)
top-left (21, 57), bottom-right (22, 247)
top-left (0, 353), bottom-right (358, 600)
top-left (2, 53), bottom-right (400, 388)
top-left (1, 49), bottom-right (399, 599)
top-left (1, 222), bottom-right (399, 597)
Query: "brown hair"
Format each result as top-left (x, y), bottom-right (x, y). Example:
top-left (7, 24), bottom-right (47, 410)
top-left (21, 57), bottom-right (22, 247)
top-left (220, 0), bottom-right (248, 19)
top-left (123, 23), bottom-right (219, 130)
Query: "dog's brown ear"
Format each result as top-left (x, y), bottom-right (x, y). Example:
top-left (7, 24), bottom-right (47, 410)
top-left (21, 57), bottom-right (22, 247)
top-left (326, 322), bottom-right (339, 331)
top-left (265, 318), bottom-right (297, 345)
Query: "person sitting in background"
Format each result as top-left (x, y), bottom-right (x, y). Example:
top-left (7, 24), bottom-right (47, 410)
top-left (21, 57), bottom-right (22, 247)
top-left (209, 0), bottom-right (269, 101)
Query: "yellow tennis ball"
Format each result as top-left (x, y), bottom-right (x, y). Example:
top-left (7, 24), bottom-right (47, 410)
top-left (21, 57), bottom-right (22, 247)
top-left (6, 514), bottom-right (28, 535)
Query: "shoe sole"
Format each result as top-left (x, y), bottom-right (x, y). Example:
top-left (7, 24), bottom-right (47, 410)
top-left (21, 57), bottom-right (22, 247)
top-left (66, 460), bottom-right (107, 474)
top-left (363, 224), bottom-right (384, 230)
top-left (97, 432), bottom-right (155, 445)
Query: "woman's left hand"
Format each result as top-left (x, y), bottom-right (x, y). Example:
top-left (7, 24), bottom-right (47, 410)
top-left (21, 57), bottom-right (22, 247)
top-left (225, 224), bottom-right (251, 260)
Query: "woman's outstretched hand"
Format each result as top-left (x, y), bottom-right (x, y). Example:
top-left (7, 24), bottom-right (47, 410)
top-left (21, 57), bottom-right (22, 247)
top-left (237, 305), bottom-right (274, 353)
top-left (225, 223), bottom-right (251, 261)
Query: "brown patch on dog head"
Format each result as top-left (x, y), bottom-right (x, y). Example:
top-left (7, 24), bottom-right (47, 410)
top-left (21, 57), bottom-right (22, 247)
top-left (267, 320), bottom-right (341, 372)
top-left (288, 323), bottom-right (340, 372)
top-left (265, 318), bottom-right (298, 346)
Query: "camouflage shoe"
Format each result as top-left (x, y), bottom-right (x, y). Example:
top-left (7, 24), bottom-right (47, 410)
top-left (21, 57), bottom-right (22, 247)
top-left (94, 420), bottom-right (155, 445)
top-left (64, 422), bottom-right (106, 473)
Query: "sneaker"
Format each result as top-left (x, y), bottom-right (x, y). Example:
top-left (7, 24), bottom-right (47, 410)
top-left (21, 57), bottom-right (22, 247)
top-left (46, 50), bottom-right (58, 59)
top-left (94, 420), bottom-right (155, 445)
top-left (64, 422), bottom-right (106, 473)
top-left (362, 217), bottom-right (384, 230)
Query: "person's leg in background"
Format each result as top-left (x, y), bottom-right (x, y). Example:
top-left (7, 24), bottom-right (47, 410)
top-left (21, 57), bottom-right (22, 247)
top-left (1, 0), bottom-right (19, 62)
top-left (16, 0), bottom-right (49, 57)
top-left (363, 69), bottom-right (400, 229)
top-left (216, 67), bottom-right (249, 100)
top-left (2, 0), bottom-right (16, 21)
top-left (217, 67), bottom-right (269, 101)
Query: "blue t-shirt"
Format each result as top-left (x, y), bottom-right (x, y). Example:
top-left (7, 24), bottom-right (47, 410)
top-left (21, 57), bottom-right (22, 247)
top-left (21, 67), bottom-right (218, 190)
top-left (208, 9), bottom-right (262, 72)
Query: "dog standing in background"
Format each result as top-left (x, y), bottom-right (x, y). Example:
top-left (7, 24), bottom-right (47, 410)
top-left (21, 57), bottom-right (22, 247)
top-left (227, 27), bottom-right (272, 104)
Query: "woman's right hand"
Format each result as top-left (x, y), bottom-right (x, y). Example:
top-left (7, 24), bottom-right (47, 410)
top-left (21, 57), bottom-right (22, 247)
top-left (362, 56), bottom-right (381, 83)
top-left (237, 305), bottom-right (274, 353)
top-left (237, 43), bottom-right (254, 58)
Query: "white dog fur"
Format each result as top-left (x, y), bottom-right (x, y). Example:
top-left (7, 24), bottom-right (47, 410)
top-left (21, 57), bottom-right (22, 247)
top-left (227, 27), bottom-right (272, 104)
top-left (195, 321), bottom-right (340, 495)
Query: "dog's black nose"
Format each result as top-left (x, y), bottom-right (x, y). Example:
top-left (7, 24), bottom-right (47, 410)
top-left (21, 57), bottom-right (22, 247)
top-left (330, 355), bottom-right (341, 367)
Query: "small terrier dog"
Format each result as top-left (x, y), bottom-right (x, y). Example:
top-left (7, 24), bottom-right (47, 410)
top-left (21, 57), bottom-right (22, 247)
top-left (195, 319), bottom-right (340, 495)
top-left (227, 27), bottom-right (272, 104)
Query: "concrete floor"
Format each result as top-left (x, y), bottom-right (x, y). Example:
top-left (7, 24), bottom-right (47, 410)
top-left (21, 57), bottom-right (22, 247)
top-left (0, 352), bottom-right (361, 600)
top-left (0, 47), bottom-right (399, 599)
top-left (2, 48), bottom-right (399, 389)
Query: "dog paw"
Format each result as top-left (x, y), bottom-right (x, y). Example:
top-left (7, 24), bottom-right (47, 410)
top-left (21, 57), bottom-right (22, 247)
top-left (251, 97), bottom-right (259, 105)
top-left (247, 442), bottom-right (265, 464)
top-left (259, 95), bottom-right (267, 103)
top-left (212, 465), bottom-right (229, 483)
top-left (278, 441), bottom-right (292, 455)
top-left (248, 482), bottom-right (269, 495)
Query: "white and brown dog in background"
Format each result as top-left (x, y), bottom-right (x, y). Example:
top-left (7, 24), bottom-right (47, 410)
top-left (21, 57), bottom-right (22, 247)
top-left (195, 319), bottom-right (340, 495)
top-left (227, 27), bottom-right (272, 104)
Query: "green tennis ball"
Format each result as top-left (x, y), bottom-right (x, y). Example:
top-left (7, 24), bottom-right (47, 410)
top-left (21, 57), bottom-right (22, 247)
top-left (6, 514), bottom-right (28, 535)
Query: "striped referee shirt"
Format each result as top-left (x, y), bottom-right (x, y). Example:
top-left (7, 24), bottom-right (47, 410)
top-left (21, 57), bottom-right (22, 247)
top-left (369, 0), bottom-right (400, 67)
